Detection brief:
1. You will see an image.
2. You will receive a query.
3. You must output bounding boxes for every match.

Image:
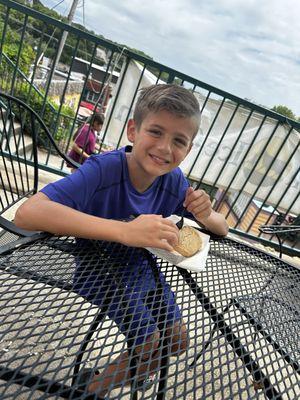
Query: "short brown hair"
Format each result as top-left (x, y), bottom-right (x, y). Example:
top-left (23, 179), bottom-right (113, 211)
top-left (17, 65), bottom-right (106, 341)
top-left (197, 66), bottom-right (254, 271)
top-left (90, 113), bottom-right (104, 126)
top-left (134, 84), bottom-right (200, 134)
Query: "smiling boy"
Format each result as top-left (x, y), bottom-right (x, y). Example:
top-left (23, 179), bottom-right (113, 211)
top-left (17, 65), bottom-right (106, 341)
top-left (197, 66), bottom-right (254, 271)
top-left (15, 84), bottom-right (228, 396)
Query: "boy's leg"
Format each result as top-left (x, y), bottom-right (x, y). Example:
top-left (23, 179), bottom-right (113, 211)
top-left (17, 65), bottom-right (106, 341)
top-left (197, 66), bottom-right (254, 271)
top-left (88, 329), bottom-right (162, 395)
top-left (87, 322), bottom-right (188, 397)
top-left (89, 286), bottom-right (189, 395)
top-left (166, 320), bottom-right (188, 355)
top-left (81, 286), bottom-right (163, 396)
top-left (145, 282), bottom-right (188, 356)
top-left (75, 252), bottom-right (187, 395)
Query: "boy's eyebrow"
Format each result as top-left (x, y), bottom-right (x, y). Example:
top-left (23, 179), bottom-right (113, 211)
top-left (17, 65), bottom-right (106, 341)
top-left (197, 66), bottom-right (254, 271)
top-left (149, 123), bottom-right (164, 130)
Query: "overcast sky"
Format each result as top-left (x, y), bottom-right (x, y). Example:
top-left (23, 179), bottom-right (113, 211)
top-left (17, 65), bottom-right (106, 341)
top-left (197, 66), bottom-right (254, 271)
top-left (43, 0), bottom-right (300, 115)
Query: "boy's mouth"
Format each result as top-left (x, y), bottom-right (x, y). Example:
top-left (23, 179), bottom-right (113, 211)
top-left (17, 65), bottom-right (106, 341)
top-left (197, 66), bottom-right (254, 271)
top-left (149, 154), bottom-right (170, 165)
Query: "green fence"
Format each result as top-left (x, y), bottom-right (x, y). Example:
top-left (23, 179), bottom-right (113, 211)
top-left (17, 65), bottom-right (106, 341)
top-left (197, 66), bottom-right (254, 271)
top-left (0, 0), bottom-right (299, 256)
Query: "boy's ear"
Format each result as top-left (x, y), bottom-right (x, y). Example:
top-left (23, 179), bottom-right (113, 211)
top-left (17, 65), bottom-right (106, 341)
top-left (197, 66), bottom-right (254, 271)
top-left (127, 119), bottom-right (136, 143)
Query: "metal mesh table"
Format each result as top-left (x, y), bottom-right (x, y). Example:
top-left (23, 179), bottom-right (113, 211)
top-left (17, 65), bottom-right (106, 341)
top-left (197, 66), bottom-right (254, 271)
top-left (0, 235), bottom-right (299, 399)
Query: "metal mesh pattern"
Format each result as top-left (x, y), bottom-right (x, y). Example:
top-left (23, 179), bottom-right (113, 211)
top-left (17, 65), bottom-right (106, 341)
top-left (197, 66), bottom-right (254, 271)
top-left (0, 230), bottom-right (19, 247)
top-left (0, 236), bottom-right (299, 399)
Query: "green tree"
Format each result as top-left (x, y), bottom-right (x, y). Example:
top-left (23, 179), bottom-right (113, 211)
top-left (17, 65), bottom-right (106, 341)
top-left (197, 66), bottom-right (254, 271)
top-left (0, 21), bottom-right (35, 74)
top-left (271, 105), bottom-right (297, 121)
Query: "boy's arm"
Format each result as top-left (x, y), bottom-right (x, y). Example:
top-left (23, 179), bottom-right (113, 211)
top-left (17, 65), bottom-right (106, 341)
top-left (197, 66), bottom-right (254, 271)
top-left (196, 209), bottom-right (229, 236)
top-left (184, 187), bottom-right (229, 236)
top-left (14, 193), bottom-right (179, 251)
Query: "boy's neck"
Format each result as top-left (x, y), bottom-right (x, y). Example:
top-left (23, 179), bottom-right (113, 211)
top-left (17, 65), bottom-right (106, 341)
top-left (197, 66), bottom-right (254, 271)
top-left (125, 152), bottom-right (157, 193)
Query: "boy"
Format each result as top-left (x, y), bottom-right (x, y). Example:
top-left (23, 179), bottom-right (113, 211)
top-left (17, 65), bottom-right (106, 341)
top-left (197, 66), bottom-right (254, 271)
top-left (15, 84), bottom-right (228, 396)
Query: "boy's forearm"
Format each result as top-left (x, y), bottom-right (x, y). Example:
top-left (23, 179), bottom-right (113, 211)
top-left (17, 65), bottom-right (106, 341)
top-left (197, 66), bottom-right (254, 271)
top-left (14, 193), bottom-right (125, 242)
top-left (197, 210), bottom-right (229, 236)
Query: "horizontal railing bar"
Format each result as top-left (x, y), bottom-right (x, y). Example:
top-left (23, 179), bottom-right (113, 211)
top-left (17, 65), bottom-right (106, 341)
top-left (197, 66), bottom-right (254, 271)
top-left (229, 228), bottom-right (300, 258)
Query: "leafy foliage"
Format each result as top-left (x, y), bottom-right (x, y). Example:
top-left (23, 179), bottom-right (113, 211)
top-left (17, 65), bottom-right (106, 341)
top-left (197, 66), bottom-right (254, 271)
top-left (0, 20), bottom-right (35, 74)
top-left (12, 82), bottom-right (74, 145)
top-left (271, 105), bottom-right (297, 121)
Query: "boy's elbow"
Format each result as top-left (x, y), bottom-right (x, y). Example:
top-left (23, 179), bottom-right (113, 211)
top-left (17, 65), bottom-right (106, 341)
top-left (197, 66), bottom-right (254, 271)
top-left (15, 194), bottom-right (46, 230)
top-left (14, 202), bottom-right (33, 230)
top-left (15, 192), bottom-right (50, 231)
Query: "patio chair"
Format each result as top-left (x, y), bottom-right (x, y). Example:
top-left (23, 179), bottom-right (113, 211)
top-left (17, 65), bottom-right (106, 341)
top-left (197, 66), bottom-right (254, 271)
top-left (0, 91), bottom-right (79, 255)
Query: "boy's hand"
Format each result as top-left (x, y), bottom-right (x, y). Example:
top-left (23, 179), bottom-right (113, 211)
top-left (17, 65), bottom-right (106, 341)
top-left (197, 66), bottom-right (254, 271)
top-left (184, 187), bottom-right (212, 222)
top-left (121, 215), bottom-right (179, 252)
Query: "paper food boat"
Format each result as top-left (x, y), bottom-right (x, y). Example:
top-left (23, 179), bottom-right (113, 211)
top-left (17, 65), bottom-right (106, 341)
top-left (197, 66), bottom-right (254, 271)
top-left (146, 215), bottom-right (210, 273)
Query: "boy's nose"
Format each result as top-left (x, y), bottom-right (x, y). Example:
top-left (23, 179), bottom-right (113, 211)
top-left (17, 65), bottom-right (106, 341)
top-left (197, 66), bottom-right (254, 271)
top-left (157, 137), bottom-right (172, 153)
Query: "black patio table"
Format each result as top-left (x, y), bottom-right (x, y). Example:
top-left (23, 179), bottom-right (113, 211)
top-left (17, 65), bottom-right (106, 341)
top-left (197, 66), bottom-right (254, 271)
top-left (0, 233), bottom-right (299, 400)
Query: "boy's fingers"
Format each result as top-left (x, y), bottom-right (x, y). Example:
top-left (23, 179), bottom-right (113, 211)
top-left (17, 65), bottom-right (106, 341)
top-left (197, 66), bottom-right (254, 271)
top-left (162, 219), bottom-right (179, 230)
top-left (183, 187), bottom-right (194, 207)
top-left (187, 197), bottom-right (209, 211)
top-left (186, 190), bottom-right (210, 210)
top-left (186, 187), bottom-right (194, 195)
top-left (159, 239), bottom-right (175, 252)
top-left (194, 209), bottom-right (211, 220)
top-left (161, 231), bottom-right (179, 246)
top-left (189, 200), bottom-right (211, 213)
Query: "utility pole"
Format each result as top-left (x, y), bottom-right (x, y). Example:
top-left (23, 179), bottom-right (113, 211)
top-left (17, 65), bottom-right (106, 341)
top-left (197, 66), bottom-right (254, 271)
top-left (52, 0), bottom-right (79, 75)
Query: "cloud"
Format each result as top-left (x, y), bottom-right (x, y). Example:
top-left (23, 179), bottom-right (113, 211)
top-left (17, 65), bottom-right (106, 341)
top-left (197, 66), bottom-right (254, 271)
top-left (44, 0), bottom-right (300, 114)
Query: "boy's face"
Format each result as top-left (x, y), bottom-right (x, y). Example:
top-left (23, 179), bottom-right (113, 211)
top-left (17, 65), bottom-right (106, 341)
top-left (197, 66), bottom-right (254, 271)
top-left (127, 110), bottom-right (196, 179)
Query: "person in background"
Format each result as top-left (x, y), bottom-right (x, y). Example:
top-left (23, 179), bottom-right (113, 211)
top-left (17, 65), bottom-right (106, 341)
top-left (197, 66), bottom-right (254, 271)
top-left (68, 113), bottom-right (104, 167)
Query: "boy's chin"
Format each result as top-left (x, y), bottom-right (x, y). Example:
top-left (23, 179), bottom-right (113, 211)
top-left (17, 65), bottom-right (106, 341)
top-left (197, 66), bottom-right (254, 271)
top-left (147, 160), bottom-right (175, 173)
top-left (146, 165), bottom-right (172, 177)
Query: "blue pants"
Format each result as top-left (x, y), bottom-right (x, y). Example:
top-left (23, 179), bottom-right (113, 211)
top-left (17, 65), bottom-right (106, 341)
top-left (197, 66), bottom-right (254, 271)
top-left (73, 244), bottom-right (182, 346)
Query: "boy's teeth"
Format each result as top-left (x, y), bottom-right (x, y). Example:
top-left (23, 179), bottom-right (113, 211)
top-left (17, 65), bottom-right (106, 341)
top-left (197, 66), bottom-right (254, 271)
top-left (152, 155), bottom-right (166, 163)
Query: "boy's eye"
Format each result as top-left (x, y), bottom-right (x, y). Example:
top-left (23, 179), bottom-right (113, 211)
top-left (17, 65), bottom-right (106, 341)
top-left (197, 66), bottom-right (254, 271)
top-left (149, 130), bottom-right (161, 136)
top-left (175, 138), bottom-right (188, 147)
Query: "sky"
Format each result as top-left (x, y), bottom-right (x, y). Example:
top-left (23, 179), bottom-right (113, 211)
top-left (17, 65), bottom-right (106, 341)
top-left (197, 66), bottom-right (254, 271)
top-left (42, 0), bottom-right (300, 115)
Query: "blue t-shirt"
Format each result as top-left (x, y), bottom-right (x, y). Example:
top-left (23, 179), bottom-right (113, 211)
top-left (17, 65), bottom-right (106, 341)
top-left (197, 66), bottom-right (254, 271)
top-left (41, 146), bottom-right (191, 293)
top-left (41, 146), bottom-right (189, 220)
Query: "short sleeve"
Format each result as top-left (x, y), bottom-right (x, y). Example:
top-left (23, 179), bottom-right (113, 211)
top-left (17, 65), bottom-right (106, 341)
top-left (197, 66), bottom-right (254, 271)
top-left (41, 156), bottom-right (102, 213)
top-left (76, 125), bottom-right (96, 155)
top-left (75, 124), bottom-right (90, 147)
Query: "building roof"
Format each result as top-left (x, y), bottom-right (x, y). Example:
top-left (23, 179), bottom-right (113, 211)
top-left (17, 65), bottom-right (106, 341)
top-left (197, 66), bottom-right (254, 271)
top-left (74, 57), bottom-right (120, 77)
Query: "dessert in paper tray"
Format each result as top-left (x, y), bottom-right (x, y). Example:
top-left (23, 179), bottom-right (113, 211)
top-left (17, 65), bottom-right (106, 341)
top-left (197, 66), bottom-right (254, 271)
top-left (146, 215), bottom-right (210, 273)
